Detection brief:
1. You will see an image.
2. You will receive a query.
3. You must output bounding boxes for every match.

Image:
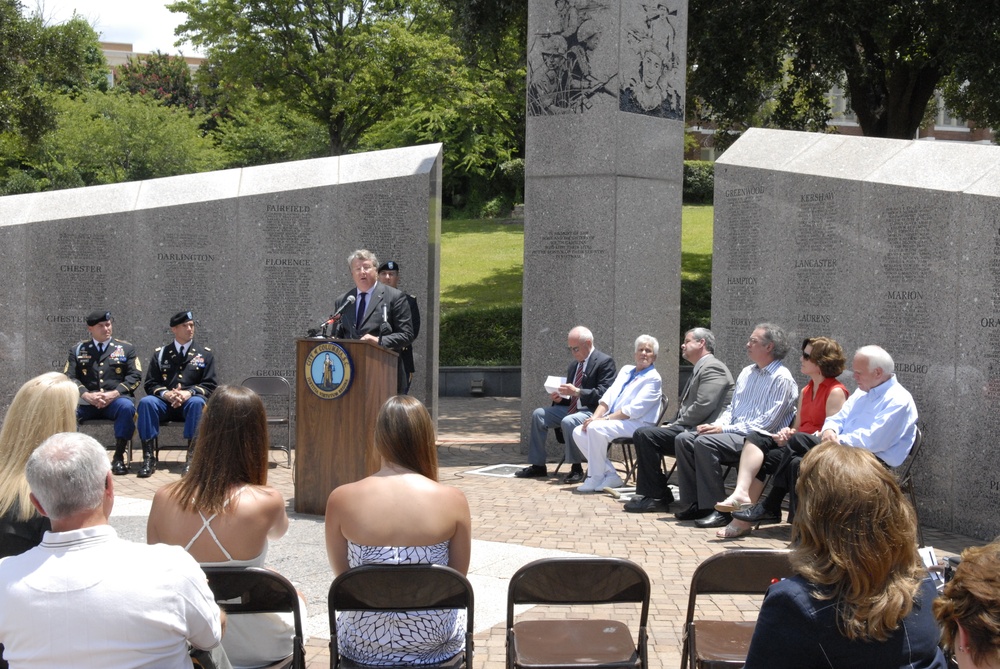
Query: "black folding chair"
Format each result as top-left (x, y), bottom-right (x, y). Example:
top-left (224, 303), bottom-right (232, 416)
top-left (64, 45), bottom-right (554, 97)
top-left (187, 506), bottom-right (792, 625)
top-left (681, 549), bottom-right (793, 669)
top-left (202, 566), bottom-right (306, 669)
top-left (507, 557), bottom-right (650, 669)
top-left (329, 564), bottom-right (474, 669)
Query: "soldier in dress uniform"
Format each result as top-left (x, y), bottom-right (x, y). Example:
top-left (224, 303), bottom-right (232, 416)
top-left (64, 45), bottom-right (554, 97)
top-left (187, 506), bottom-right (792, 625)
top-left (64, 310), bottom-right (142, 475)
top-left (136, 311), bottom-right (217, 478)
top-left (377, 260), bottom-right (421, 394)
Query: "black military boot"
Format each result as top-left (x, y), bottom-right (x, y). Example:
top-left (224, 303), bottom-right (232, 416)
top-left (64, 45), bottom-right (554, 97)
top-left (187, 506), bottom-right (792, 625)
top-left (183, 438), bottom-right (196, 476)
top-left (137, 440), bottom-right (157, 478)
top-left (111, 438), bottom-right (130, 475)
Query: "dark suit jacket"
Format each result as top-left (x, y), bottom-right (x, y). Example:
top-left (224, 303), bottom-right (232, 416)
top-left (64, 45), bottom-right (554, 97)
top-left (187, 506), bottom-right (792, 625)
top-left (400, 294), bottom-right (420, 376)
top-left (333, 282), bottom-right (414, 351)
top-left (674, 354), bottom-right (734, 427)
top-left (143, 342), bottom-right (217, 399)
top-left (557, 349), bottom-right (617, 413)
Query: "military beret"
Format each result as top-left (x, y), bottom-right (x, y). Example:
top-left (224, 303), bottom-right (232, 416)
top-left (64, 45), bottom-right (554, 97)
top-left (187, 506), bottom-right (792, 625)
top-left (170, 311), bottom-right (194, 327)
top-left (377, 260), bottom-right (400, 273)
top-left (86, 310), bottom-right (111, 326)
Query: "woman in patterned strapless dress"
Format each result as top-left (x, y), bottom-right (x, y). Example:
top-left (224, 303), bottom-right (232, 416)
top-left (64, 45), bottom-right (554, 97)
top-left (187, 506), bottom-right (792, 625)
top-left (325, 395), bottom-right (472, 666)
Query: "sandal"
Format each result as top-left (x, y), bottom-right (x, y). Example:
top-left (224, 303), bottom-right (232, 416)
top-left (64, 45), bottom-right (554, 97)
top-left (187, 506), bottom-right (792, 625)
top-left (716, 521), bottom-right (753, 539)
top-left (715, 495), bottom-right (752, 512)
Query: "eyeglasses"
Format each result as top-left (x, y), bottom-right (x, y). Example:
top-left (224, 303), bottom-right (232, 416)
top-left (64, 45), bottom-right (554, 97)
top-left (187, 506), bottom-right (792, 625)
top-left (747, 337), bottom-right (764, 346)
top-left (567, 345), bottom-right (581, 353)
top-left (801, 351), bottom-right (812, 360)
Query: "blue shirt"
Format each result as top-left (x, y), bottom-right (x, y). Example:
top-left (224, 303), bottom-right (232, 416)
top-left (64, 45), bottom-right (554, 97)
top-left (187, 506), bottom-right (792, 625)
top-left (822, 375), bottom-right (917, 467)
top-left (716, 359), bottom-right (798, 435)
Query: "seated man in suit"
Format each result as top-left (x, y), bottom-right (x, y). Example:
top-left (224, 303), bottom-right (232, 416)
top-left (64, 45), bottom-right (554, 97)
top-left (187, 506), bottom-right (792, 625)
top-left (673, 323), bottom-right (798, 528)
top-left (333, 249), bottom-right (414, 394)
top-left (516, 326), bottom-right (617, 483)
top-left (624, 327), bottom-right (734, 512)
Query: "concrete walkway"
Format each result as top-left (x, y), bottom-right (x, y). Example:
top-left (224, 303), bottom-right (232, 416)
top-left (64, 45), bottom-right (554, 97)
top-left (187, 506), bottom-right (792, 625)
top-left (109, 396), bottom-right (980, 668)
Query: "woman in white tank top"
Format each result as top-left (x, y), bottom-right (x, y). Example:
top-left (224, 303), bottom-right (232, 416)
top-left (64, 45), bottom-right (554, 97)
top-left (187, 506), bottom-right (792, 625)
top-left (147, 385), bottom-right (297, 669)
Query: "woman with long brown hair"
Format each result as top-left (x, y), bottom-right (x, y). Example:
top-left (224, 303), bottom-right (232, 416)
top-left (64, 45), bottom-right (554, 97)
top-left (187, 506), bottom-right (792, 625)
top-left (325, 395), bottom-right (471, 666)
top-left (147, 385), bottom-right (295, 669)
top-left (0, 372), bottom-right (78, 558)
top-left (743, 441), bottom-right (946, 667)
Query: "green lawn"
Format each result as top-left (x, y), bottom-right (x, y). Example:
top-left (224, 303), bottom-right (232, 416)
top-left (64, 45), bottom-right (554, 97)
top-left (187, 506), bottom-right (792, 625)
top-left (439, 207), bottom-right (714, 364)
top-left (440, 219), bottom-right (524, 315)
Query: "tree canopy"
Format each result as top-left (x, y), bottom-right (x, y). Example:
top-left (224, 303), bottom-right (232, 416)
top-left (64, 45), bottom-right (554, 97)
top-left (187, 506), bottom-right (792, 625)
top-left (169, 0), bottom-right (471, 155)
top-left (688, 0), bottom-right (1000, 147)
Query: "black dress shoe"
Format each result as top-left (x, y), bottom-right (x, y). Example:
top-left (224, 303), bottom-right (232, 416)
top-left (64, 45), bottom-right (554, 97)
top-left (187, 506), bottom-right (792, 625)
top-left (514, 465), bottom-right (547, 478)
top-left (624, 496), bottom-right (668, 513)
top-left (732, 503), bottom-right (782, 525)
top-left (674, 503), bottom-right (712, 521)
top-left (565, 470), bottom-right (586, 484)
top-left (111, 458), bottom-right (129, 476)
top-left (695, 511), bottom-right (733, 528)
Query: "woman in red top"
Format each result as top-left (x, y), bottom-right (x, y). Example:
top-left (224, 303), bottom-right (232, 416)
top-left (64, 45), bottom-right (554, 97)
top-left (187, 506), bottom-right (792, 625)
top-left (714, 337), bottom-right (848, 538)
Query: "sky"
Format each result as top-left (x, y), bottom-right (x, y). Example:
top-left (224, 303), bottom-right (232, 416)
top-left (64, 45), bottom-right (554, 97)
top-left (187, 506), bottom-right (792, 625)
top-left (28, 0), bottom-right (205, 56)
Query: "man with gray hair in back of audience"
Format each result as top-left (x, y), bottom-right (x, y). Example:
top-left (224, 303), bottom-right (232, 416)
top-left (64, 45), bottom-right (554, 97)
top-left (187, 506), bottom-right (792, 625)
top-left (734, 344), bottom-right (918, 527)
top-left (0, 432), bottom-right (228, 669)
top-left (624, 327), bottom-right (735, 513)
top-left (672, 323), bottom-right (799, 528)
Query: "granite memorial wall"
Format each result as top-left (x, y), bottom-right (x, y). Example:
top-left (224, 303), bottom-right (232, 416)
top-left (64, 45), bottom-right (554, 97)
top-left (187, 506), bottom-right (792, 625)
top-left (521, 0), bottom-right (688, 449)
top-left (713, 128), bottom-right (1000, 539)
top-left (0, 144), bottom-right (443, 430)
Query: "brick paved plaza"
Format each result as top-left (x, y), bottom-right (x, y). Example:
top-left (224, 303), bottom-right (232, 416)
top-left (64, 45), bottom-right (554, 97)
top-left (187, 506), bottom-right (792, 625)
top-left (105, 396), bottom-right (979, 668)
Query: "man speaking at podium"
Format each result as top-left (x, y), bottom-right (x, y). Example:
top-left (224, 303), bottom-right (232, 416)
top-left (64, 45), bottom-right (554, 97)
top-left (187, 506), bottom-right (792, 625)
top-left (332, 249), bottom-right (414, 393)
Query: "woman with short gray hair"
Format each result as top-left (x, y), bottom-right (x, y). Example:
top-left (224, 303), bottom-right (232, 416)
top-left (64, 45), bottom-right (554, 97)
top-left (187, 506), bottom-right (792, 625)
top-left (572, 335), bottom-right (663, 492)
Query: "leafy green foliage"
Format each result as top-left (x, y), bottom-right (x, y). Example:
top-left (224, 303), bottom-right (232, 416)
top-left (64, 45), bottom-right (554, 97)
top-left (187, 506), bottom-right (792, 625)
top-left (440, 305), bottom-right (521, 366)
top-left (116, 52), bottom-right (200, 111)
top-left (27, 92), bottom-right (223, 186)
top-left (170, 0), bottom-right (470, 155)
top-left (214, 92), bottom-right (329, 168)
top-left (683, 161), bottom-right (714, 204)
top-left (688, 0), bottom-right (991, 143)
top-left (0, 3), bottom-right (108, 142)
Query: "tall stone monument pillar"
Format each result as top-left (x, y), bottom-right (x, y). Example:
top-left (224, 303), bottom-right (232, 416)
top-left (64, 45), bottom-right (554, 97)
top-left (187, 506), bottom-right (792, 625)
top-left (521, 0), bottom-right (687, 450)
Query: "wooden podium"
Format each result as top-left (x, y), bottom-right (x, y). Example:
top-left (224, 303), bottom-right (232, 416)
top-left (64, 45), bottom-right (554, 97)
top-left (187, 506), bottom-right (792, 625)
top-left (294, 338), bottom-right (398, 514)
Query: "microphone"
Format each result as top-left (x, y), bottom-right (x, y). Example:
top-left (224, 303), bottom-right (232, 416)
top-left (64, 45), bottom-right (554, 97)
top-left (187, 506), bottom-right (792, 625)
top-left (330, 295), bottom-right (357, 323)
top-left (308, 295), bottom-right (356, 337)
top-left (379, 304), bottom-right (392, 335)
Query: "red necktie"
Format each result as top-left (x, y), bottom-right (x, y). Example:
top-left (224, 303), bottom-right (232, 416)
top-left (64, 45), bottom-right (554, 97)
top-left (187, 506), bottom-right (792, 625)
top-left (567, 362), bottom-right (584, 414)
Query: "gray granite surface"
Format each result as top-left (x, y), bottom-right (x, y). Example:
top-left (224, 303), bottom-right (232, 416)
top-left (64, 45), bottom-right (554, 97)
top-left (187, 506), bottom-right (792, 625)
top-left (0, 144), bottom-right (442, 423)
top-left (713, 128), bottom-right (1000, 540)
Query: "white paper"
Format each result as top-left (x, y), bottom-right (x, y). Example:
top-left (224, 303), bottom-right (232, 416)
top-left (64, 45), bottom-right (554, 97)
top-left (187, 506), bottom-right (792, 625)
top-left (544, 375), bottom-right (569, 398)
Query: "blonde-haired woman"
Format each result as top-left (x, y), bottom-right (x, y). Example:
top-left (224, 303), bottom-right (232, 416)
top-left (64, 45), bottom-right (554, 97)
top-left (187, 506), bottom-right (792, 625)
top-left (0, 372), bottom-right (78, 557)
top-left (743, 441), bottom-right (946, 668)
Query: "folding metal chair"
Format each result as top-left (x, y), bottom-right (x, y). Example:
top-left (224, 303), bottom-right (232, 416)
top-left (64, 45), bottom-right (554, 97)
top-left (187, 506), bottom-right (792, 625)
top-left (507, 557), bottom-right (650, 669)
top-left (328, 564), bottom-right (474, 669)
top-left (681, 549), bottom-right (793, 669)
top-left (202, 566), bottom-right (306, 669)
top-left (241, 376), bottom-right (293, 467)
top-left (895, 426), bottom-right (924, 547)
top-left (611, 393), bottom-right (670, 484)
